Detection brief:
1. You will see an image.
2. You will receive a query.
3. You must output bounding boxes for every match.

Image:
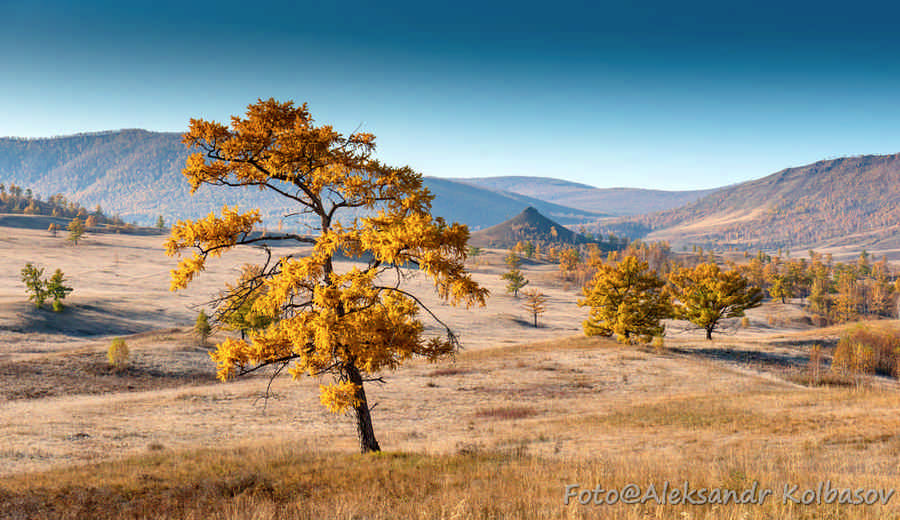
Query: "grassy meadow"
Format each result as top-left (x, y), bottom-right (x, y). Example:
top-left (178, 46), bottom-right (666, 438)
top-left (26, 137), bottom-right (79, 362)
top-left (3, 221), bottom-right (900, 519)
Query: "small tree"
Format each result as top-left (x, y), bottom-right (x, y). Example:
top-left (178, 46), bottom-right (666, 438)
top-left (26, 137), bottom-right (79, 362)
top-left (48, 223), bottom-right (59, 237)
top-left (195, 309), bottom-right (212, 345)
top-left (504, 250), bottom-right (522, 269)
top-left (67, 217), bottom-right (85, 245)
top-left (84, 215), bottom-right (98, 229)
top-left (579, 255), bottom-right (670, 344)
top-left (518, 240), bottom-right (535, 258)
top-left (21, 263), bottom-right (48, 308)
top-left (768, 275), bottom-right (790, 303)
top-left (220, 264), bottom-right (274, 340)
top-left (156, 215), bottom-right (166, 229)
top-left (668, 262), bottom-right (763, 340)
top-left (46, 269), bottom-right (73, 312)
top-left (558, 247), bottom-right (580, 280)
top-left (521, 289), bottom-right (548, 327)
top-left (108, 338), bottom-right (130, 370)
top-left (467, 246), bottom-right (482, 265)
top-left (808, 344), bottom-right (823, 386)
top-left (502, 268), bottom-right (529, 297)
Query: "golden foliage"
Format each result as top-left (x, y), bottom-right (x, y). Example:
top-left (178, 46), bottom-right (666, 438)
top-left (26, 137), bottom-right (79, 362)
top-left (557, 247), bottom-right (580, 279)
top-left (579, 255), bottom-right (670, 344)
top-left (166, 99), bottom-right (487, 445)
top-left (319, 381), bottom-right (362, 413)
top-left (107, 338), bottom-right (129, 370)
top-left (668, 262), bottom-right (763, 340)
top-left (67, 217), bottom-right (85, 245)
top-left (165, 206), bottom-right (261, 290)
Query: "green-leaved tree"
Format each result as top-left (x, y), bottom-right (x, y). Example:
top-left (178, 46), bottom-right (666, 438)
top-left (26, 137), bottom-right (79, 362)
top-left (21, 263), bottom-right (48, 308)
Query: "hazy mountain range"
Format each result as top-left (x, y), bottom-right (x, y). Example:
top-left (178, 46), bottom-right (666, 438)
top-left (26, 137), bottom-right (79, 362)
top-left (2, 129), bottom-right (898, 252)
top-left (0, 130), bottom-right (706, 230)
top-left (452, 176), bottom-right (718, 216)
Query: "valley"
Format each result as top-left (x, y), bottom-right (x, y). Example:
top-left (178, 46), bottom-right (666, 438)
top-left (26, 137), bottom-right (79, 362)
top-left (3, 220), bottom-right (900, 518)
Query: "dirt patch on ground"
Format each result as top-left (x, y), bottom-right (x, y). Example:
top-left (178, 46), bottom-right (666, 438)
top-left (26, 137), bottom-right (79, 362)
top-left (0, 350), bottom-right (216, 400)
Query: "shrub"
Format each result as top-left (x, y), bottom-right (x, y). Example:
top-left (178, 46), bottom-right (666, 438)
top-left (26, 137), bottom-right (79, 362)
top-left (195, 310), bottom-right (212, 345)
top-left (808, 344), bottom-right (823, 386)
top-left (832, 324), bottom-right (900, 378)
top-left (740, 316), bottom-right (750, 328)
top-left (108, 338), bottom-right (130, 370)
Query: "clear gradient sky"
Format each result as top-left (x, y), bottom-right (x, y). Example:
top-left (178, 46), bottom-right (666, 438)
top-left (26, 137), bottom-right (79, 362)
top-left (2, 0), bottom-right (900, 190)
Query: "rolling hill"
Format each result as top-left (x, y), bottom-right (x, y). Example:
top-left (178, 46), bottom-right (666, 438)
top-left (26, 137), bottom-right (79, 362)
top-left (0, 130), bottom-right (603, 231)
top-left (610, 153), bottom-right (900, 252)
top-left (469, 206), bottom-right (596, 248)
top-left (452, 176), bottom-right (718, 216)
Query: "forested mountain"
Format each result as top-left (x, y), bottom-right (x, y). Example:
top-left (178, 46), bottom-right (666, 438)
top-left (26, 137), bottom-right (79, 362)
top-left (0, 130), bottom-right (285, 225)
top-left (0, 130), bottom-right (602, 229)
top-left (6, 130), bottom-right (899, 252)
top-left (454, 176), bottom-right (718, 215)
top-left (609, 153), bottom-right (900, 251)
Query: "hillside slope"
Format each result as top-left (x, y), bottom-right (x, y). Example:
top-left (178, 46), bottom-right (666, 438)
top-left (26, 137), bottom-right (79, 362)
top-left (0, 130), bottom-right (602, 230)
top-left (454, 176), bottom-right (718, 215)
top-left (620, 153), bottom-right (900, 251)
top-left (469, 206), bottom-right (595, 248)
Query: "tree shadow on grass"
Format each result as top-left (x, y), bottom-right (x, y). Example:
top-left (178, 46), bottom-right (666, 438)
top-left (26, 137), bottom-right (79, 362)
top-left (668, 346), bottom-right (811, 370)
top-left (0, 300), bottom-right (167, 338)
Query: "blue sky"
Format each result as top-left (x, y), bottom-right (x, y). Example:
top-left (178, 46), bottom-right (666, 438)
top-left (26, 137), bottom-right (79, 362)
top-left (2, 0), bottom-right (900, 190)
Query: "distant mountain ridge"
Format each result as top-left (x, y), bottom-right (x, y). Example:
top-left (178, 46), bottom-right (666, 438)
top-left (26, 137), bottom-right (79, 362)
top-left (0, 130), bottom-right (603, 230)
top-left (613, 153), bottom-right (900, 251)
top-left (452, 176), bottom-right (719, 216)
top-left (7, 130), bottom-right (894, 253)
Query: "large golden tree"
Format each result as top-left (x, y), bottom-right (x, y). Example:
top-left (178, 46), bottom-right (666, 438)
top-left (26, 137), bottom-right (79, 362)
top-left (165, 99), bottom-right (487, 453)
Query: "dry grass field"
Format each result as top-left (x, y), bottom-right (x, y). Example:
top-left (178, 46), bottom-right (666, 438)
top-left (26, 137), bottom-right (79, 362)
top-left (3, 222), bottom-right (900, 519)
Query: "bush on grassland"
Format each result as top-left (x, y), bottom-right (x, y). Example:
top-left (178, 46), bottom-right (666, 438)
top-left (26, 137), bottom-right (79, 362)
top-left (832, 324), bottom-right (900, 378)
top-left (108, 337), bottom-right (130, 370)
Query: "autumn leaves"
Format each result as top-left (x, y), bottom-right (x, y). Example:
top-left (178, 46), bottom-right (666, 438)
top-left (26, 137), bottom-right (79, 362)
top-left (165, 98), bottom-right (487, 452)
top-left (580, 257), bottom-right (763, 343)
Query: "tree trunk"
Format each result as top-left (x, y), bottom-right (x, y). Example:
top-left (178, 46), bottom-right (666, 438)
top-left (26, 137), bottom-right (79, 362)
top-left (346, 363), bottom-right (381, 453)
top-left (706, 326), bottom-right (713, 340)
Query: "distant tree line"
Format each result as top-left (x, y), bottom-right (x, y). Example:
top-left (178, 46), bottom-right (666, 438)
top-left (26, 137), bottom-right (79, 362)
top-left (0, 183), bottom-right (162, 234)
top-left (0, 183), bottom-right (125, 226)
top-left (738, 249), bottom-right (896, 324)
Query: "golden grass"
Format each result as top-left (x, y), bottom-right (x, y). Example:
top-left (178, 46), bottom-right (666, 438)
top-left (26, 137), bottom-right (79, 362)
top-left (6, 226), bottom-right (900, 518)
top-left (4, 433), bottom-right (900, 519)
top-left (458, 334), bottom-right (614, 362)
